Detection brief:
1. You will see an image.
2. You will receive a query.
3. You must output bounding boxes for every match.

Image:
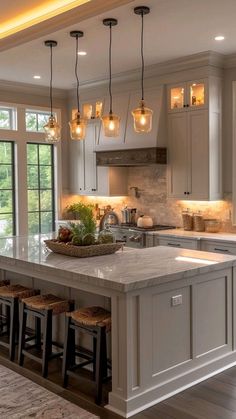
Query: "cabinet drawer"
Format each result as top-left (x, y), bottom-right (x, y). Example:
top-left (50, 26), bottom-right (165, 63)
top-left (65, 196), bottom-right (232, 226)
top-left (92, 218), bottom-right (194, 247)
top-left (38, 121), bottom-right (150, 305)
top-left (156, 237), bottom-right (198, 250)
top-left (201, 240), bottom-right (236, 255)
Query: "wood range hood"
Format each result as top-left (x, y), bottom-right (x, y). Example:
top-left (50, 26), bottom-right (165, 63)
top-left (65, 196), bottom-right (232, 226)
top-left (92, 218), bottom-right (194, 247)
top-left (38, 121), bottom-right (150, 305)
top-left (96, 147), bottom-right (167, 167)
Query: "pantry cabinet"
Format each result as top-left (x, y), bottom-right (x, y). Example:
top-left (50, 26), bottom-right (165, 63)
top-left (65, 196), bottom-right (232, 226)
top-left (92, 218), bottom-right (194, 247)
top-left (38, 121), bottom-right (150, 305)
top-left (167, 76), bottom-right (222, 200)
top-left (70, 121), bottom-right (127, 196)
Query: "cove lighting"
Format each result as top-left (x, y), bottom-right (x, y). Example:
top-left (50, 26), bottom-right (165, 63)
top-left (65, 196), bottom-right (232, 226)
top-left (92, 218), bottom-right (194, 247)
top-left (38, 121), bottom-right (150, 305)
top-left (214, 35), bottom-right (225, 41)
top-left (175, 256), bottom-right (216, 265)
top-left (0, 0), bottom-right (90, 39)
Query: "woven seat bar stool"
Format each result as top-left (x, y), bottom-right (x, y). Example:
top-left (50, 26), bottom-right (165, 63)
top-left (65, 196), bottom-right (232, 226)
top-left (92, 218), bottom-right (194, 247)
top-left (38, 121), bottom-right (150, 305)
top-left (0, 284), bottom-right (39, 361)
top-left (18, 294), bottom-right (74, 378)
top-left (62, 306), bottom-right (111, 405)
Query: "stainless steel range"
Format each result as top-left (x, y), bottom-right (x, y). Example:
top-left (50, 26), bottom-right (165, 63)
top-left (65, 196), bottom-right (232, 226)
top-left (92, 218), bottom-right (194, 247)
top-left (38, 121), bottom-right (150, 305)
top-left (110, 224), bottom-right (175, 248)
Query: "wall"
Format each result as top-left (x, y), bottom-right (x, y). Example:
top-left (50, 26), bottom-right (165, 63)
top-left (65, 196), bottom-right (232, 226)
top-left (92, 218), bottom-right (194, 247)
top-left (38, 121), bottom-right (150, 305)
top-left (62, 165), bottom-right (235, 232)
top-left (0, 82), bottom-right (69, 194)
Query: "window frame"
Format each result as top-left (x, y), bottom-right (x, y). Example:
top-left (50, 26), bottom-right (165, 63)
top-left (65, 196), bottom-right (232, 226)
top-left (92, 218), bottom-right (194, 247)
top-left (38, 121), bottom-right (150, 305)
top-left (0, 141), bottom-right (16, 236)
top-left (27, 142), bottom-right (55, 234)
top-left (0, 101), bottom-right (62, 236)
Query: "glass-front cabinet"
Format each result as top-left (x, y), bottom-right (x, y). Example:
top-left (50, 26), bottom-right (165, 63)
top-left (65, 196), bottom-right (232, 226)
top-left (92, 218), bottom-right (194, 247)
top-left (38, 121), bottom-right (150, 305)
top-left (81, 99), bottom-right (104, 120)
top-left (168, 79), bottom-right (207, 112)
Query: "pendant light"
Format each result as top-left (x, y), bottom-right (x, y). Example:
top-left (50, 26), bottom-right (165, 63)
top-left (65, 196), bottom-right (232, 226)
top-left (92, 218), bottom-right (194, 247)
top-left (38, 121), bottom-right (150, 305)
top-left (43, 40), bottom-right (61, 143)
top-left (69, 31), bottom-right (87, 141)
top-left (101, 18), bottom-right (120, 138)
top-left (132, 6), bottom-right (153, 133)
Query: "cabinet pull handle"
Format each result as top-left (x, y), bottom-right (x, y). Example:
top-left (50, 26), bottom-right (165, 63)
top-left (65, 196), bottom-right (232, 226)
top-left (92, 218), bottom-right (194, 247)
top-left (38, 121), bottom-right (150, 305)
top-left (168, 243), bottom-right (181, 247)
top-left (214, 248), bottom-right (230, 253)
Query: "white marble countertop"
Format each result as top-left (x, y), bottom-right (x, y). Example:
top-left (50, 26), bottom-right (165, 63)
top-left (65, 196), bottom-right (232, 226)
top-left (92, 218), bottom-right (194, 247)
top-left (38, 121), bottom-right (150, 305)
top-left (148, 229), bottom-right (236, 243)
top-left (0, 234), bottom-right (235, 292)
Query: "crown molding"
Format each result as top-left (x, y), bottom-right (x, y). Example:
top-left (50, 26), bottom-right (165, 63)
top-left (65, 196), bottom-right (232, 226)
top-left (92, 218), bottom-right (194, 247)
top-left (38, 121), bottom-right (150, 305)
top-left (77, 50), bottom-right (225, 91)
top-left (0, 80), bottom-right (67, 99)
top-left (0, 0), bottom-right (134, 52)
top-left (224, 53), bottom-right (236, 69)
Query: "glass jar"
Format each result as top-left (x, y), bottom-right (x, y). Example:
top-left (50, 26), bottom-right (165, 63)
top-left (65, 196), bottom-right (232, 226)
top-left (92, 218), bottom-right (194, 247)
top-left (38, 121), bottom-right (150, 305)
top-left (98, 225), bottom-right (115, 244)
top-left (182, 209), bottom-right (193, 231)
top-left (193, 211), bottom-right (205, 232)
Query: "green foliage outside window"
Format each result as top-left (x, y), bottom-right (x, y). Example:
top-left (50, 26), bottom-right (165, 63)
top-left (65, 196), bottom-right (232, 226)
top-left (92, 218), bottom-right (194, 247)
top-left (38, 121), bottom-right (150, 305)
top-left (27, 143), bottom-right (55, 234)
top-left (0, 142), bottom-right (14, 237)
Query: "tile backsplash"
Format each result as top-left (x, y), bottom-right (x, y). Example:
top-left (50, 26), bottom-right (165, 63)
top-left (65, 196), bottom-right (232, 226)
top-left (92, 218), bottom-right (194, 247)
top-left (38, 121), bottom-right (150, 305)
top-left (62, 165), bottom-right (236, 233)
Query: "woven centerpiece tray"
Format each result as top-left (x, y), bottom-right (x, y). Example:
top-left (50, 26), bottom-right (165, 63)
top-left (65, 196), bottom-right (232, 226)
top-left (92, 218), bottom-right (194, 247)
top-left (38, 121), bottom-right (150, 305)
top-left (44, 239), bottom-right (123, 258)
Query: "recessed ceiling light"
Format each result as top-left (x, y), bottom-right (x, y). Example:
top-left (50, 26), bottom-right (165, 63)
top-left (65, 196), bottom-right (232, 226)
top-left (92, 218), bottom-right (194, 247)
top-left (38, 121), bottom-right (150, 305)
top-left (78, 51), bottom-right (87, 56)
top-left (214, 35), bottom-right (225, 41)
top-left (33, 75), bottom-right (41, 79)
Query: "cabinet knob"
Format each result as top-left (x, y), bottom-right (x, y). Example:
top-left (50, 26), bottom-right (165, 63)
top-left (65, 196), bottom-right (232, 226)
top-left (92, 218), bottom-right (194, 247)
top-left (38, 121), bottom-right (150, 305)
top-left (186, 104), bottom-right (189, 107)
top-left (183, 104), bottom-right (186, 108)
top-left (187, 192), bottom-right (190, 195)
top-left (184, 192), bottom-right (187, 195)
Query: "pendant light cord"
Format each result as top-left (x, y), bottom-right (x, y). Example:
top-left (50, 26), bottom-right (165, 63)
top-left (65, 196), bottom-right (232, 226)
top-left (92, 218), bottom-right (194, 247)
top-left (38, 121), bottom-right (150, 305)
top-left (109, 23), bottom-right (112, 115)
top-left (50, 44), bottom-right (53, 117)
top-left (141, 11), bottom-right (144, 102)
top-left (75, 35), bottom-right (80, 114)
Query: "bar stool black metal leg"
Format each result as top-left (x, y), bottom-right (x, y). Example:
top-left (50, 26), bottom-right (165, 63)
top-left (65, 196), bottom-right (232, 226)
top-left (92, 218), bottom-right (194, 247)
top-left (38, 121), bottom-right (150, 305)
top-left (35, 317), bottom-right (41, 350)
top-left (42, 309), bottom-right (52, 378)
top-left (18, 303), bottom-right (27, 366)
top-left (95, 325), bottom-right (106, 405)
top-left (9, 298), bottom-right (18, 361)
top-left (5, 304), bottom-right (10, 335)
top-left (62, 316), bottom-right (71, 388)
top-left (93, 337), bottom-right (97, 381)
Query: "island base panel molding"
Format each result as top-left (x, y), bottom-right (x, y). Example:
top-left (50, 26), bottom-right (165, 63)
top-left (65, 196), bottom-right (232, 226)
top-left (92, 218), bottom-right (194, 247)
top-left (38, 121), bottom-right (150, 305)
top-left (108, 268), bottom-right (236, 417)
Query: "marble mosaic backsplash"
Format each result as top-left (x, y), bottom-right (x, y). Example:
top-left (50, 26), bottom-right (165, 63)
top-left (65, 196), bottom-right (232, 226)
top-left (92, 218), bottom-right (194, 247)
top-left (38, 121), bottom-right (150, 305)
top-left (62, 166), bottom-right (236, 233)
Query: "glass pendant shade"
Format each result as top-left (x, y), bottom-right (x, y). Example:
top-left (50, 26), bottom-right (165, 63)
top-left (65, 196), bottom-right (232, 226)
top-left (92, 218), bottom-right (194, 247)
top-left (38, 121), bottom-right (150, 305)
top-left (69, 112), bottom-right (87, 140)
top-left (43, 115), bottom-right (61, 143)
top-left (132, 100), bottom-right (153, 133)
top-left (101, 113), bottom-right (120, 137)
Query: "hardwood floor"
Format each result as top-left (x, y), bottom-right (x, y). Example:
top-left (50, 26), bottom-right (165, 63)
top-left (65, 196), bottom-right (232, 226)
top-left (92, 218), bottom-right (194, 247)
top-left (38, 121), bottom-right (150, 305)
top-left (1, 346), bottom-right (236, 419)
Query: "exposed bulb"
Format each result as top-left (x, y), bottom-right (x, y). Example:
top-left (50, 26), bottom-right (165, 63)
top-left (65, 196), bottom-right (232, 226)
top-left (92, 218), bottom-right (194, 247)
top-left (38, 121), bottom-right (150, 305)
top-left (109, 120), bottom-right (115, 131)
top-left (69, 111), bottom-right (87, 140)
top-left (101, 112), bottom-right (120, 138)
top-left (44, 115), bottom-right (61, 143)
top-left (140, 115), bottom-right (147, 126)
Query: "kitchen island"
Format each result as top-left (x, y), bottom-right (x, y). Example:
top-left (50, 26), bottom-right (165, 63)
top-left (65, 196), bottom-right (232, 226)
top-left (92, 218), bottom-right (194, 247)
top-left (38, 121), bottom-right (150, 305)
top-left (0, 234), bottom-right (236, 417)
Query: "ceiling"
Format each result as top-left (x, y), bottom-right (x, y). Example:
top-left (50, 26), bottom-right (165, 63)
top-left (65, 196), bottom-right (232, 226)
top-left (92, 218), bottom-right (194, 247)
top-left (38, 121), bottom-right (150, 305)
top-left (0, 0), bottom-right (236, 90)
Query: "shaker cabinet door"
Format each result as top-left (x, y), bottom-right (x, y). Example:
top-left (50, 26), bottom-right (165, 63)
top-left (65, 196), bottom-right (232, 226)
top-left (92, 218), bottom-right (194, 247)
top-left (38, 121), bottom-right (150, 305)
top-left (167, 112), bottom-right (188, 198)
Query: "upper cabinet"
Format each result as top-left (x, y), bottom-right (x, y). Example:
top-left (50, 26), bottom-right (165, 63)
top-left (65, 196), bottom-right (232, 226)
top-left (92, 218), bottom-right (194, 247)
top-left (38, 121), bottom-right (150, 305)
top-left (69, 120), bottom-right (127, 197)
top-left (167, 76), bottom-right (222, 201)
top-left (95, 86), bottom-right (165, 151)
top-left (168, 79), bottom-right (208, 112)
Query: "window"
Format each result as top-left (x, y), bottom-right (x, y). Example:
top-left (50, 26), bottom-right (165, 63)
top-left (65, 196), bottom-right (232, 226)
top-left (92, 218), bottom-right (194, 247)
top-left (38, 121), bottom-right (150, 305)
top-left (26, 110), bottom-right (51, 132)
top-left (0, 142), bottom-right (15, 237)
top-left (27, 143), bottom-right (55, 234)
top-left (0, 107), bottom-right (16, 130)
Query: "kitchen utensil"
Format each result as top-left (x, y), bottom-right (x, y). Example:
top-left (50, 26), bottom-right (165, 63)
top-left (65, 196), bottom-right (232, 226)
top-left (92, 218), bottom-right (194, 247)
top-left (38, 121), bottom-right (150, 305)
top-left (137, 215), bottom-right (153, 228)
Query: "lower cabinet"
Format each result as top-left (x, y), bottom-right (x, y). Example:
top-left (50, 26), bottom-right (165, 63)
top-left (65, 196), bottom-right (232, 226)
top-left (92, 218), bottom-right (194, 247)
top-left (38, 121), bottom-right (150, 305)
top-left (200, 240), bottom-right (236, 255)
top-left (69, 121), bottom-right (128, 196)
top-left (154, 235), bottom-right (199, 250)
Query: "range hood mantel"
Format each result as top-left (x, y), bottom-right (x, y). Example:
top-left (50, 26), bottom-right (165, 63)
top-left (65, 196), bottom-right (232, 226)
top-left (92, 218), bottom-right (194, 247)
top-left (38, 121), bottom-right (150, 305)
top-left (96, 147), bottom-right (167, 167)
